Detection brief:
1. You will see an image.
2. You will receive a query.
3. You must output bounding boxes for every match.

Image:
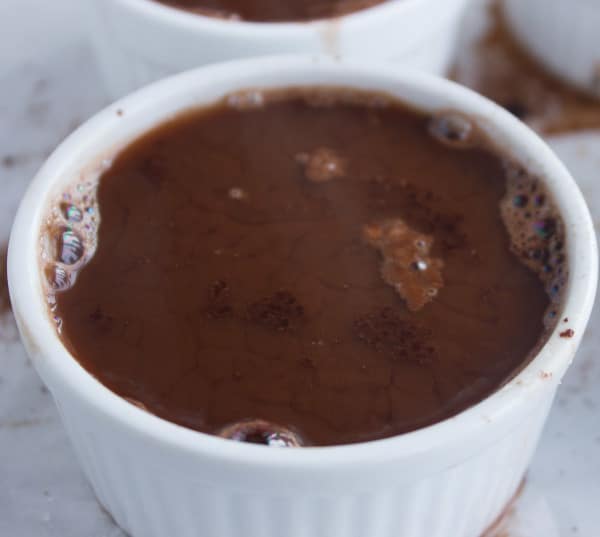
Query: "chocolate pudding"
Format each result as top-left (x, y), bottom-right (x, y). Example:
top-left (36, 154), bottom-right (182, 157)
top-left (152, 0), bottom-right (387, 22)
top-left (43, 89), bottom-right (566, 446)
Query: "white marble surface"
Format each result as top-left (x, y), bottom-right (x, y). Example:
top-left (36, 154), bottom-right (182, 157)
top-left (0, 1), bottom-right (598, 536)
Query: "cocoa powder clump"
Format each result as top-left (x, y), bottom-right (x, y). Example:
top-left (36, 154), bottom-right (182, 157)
top-left (247, 291), bottom-right (304, 331)
top-left (354, 307), bottom-right (435, 365)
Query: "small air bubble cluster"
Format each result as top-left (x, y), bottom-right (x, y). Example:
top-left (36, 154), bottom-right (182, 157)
top-left (363, 219), bottom-right (444, 311)
top-left (41, 173), bottom-right (103, 329)
top-left (61, 202), bottom-right (83, 222)
top-left (57, 228), bottom-right (84, 265)
top-left (532, 219), bottom-right (555, 239)
top-left (296, 147), bottom-right (346, 183)
top-left (218, 419), bottom-right (303, 447)
top-left (303, 90), bottom-right (390, 109)
top-left (513, 194), bottom-right (528, 208)
top-left (227, 90), bottom-right (265, 110)
top-left (429, 113), bottom-right (474, 148)
top-left (500, 162), bottom-right (567, 327)
top-left (44, 264), bottom-right (72, 291)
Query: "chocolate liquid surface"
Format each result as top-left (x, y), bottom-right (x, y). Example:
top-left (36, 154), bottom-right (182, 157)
top-left (47, 89), bottom-right (564, 446)
top-left (153, 0), bottom-right (386, 22)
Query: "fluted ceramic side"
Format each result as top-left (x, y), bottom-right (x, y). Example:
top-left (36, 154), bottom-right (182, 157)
top-left (54, 388), bottom-right (552, 537)
top-left (503, 0), bottom-right (600, 97)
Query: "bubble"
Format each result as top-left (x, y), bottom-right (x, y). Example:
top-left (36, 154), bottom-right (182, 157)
top-left (411, 260), bottom-right (428, 271)
top-left (60, 203), bottom-right (83, 223)
top-left (296, 147), bottom-right (346, 183)
top-left (57, 228), bottom-right (84, 265)
top-left (218, 419), bottom-right (303, 447)
top-left (533, 219), bottom-right (555, 239)
top-left (513, 195), bottom-right (528, 208)
top-left (528, 248), bottom-right (550, 263)
top-left (45, 264), bottom-right (72, 291)
top-left (262, 431), bottom-right (298, 447)
top-left (429, 114), bottom-right (473, 147)
top-left (228, 187), bottom-right (246, 200)
top-left (227, 90), bottom-right (264, 110)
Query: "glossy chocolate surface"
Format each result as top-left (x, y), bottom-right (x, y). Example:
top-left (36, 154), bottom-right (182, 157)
top-left (49, 89), bottom-right (563, 446)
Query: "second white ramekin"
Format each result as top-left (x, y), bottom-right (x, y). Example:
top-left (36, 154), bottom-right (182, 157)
top-left (503, 0), bottom-right (600, 98)
top-left (87, 0), bottom-right (469, 98)
top-left (8, 57), bottom-right (598, 537)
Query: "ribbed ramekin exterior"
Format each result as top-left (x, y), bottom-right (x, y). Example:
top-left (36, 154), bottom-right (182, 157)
top-left (53, 388), bottom-right (553, 537)
top-left (503, 0), bottom-right (600, 97)
top-left (86, 0), bottom-right (468, 98)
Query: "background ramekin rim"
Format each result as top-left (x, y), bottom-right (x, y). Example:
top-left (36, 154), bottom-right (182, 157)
top-left (110, 0), bottom-right (441, 34)
top-left (502, 0), bottom-right (600, 98)
top-left (8, 55), bottom-right (598, 470)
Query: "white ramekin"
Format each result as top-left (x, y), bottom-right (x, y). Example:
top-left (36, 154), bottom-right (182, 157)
top-left (503, 0), bottom-right (600, 98)
top-left (87, 0), bottom-right (469, 98)
top-left (8, 57), bottom-right (597, 537)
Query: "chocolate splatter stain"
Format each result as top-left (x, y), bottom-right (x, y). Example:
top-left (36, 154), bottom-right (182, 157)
top-left (0, 150), bottom-right (55, 170)
top-left (2, 155), bottom-right (16, 168)
top-left (480, 478), bottom-right (526, 536)
top-left (0, 417), bottom-right (55, 430)
top-left (452, 1), bottom-right (600, 134)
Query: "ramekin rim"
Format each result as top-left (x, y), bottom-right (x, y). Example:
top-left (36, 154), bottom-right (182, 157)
top-left (112, 0), bottom-right (436, 33)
